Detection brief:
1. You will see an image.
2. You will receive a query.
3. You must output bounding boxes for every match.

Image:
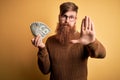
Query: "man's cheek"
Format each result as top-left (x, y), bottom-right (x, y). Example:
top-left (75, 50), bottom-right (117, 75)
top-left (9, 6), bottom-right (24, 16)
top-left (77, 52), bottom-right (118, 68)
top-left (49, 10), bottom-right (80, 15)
top-left (60, 19), bottom-right (65, 23)
top-left (70, 22), bottom-right (75, 27)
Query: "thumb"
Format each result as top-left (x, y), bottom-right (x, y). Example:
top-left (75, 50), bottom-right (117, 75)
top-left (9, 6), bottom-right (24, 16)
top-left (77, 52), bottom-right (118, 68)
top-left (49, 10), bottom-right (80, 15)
top-left (31, 38), bottom-right (35, 44)
top-left (70, 39), bottom-right (80, 44)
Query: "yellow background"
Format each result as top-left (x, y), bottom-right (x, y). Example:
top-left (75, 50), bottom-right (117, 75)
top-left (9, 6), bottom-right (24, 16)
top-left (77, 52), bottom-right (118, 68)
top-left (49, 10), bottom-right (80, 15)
top-left (0, 0), bottom-right (120, 80)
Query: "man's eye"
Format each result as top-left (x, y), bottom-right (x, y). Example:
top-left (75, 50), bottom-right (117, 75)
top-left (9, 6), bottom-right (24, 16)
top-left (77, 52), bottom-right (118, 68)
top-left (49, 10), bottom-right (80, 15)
top-left (69, 16), bottom-right (74, 19)
top-left (62, 15), bottom-right (67, 18)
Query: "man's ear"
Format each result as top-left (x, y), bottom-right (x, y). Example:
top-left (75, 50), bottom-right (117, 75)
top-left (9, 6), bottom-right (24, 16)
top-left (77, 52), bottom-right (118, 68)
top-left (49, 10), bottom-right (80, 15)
top-left (75, 16), bottom-right (77, 20)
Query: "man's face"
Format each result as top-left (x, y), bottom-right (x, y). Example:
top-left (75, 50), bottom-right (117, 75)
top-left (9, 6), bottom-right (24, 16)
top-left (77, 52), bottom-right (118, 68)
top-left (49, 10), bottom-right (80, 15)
top-left (55, 11), bottom-right (77, 45)
top-left (59, 11), bottom-right (77, 27)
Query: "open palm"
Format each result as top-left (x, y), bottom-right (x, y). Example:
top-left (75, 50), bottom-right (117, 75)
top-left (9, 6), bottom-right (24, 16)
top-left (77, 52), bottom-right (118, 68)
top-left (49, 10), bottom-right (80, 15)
top-left (71, 16), bottom-right (95, 45)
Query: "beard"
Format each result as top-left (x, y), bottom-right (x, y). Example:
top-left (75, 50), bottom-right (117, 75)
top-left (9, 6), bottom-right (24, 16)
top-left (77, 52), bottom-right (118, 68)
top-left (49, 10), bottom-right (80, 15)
top-left (55, 22), bottom-right (76, 45)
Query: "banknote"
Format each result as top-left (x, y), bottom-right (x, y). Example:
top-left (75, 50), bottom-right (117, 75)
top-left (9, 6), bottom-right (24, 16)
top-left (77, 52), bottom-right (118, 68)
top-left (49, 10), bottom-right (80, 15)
top-left (30, 22), bottom-right (50, 39)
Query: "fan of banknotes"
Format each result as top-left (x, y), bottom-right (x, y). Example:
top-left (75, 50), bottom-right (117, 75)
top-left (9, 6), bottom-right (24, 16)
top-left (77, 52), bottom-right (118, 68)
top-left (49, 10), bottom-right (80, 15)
top-left (30, 22), bottom-right (50, 39)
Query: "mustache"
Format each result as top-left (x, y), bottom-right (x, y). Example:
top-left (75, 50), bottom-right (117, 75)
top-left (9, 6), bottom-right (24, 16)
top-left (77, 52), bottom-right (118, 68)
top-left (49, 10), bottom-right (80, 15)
top-left (62, 23), bottom-right (71, 27)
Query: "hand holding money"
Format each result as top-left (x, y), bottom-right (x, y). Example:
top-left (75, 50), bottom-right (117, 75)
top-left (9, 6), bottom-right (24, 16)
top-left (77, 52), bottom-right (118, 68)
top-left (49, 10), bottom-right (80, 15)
top-left (31, 35), bottom-right (45, 48)
top-left (30, 22), bottom-right (50, 48)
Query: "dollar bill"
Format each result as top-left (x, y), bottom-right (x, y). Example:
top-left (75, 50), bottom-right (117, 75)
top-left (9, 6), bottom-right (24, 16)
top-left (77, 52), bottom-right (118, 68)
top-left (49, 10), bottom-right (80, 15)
top-left (30, 22), bottom-right (50, 39)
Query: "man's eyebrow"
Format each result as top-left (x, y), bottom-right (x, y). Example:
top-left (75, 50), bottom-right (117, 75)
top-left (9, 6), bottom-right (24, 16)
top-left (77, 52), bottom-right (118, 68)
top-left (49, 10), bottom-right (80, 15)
top-left (62, 14), bottom-right (74, 17)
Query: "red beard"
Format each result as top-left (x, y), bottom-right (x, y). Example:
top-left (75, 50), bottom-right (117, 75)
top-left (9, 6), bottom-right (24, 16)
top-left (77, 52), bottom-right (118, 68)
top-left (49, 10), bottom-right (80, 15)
top-left (55, 23), bottom-right (76, 45)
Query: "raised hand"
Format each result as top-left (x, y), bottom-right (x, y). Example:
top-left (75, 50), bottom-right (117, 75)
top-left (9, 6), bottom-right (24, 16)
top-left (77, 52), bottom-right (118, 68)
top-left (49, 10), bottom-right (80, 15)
top-left (71, 16), bottom-right (95, 45)
top-left (31, 35), bottom-right (45, 48)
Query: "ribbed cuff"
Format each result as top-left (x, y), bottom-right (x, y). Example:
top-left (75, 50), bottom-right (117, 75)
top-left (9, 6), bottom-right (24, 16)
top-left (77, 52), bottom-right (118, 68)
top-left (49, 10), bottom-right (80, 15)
top-left (87, 39), bottom-right (98, 50)
top-left (38, 47), bottom-right (48, 57)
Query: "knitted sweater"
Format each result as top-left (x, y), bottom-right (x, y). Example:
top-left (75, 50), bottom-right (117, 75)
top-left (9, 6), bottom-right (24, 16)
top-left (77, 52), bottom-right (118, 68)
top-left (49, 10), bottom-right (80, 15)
top-left (37, 32), bottom-right (106, 80)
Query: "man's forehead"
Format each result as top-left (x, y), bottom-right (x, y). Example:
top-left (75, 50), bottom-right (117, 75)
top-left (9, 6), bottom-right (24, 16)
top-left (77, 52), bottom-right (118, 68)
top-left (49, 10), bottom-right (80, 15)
top-left (62, 11), bottom-right (77, 16)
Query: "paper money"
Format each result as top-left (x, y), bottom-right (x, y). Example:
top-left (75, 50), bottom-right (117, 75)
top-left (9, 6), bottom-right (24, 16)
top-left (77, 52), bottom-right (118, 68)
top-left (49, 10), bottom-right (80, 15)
top-left (30, 22), bottom-right (50, 39)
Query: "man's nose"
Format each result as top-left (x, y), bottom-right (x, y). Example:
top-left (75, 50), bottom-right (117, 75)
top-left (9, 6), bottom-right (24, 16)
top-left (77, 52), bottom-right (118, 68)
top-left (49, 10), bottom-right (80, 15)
top-left (65, 17), bottom-right (69, 23)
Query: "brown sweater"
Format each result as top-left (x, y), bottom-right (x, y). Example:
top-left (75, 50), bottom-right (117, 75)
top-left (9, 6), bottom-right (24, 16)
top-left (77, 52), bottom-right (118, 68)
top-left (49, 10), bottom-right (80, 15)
top-left (37, 32), bottom-right (106, 80)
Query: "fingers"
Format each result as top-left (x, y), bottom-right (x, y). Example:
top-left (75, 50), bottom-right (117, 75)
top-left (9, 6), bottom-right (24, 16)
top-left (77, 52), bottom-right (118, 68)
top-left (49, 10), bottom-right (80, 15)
top-left (35, 35), bottom-right (40, 46)
top-left (81, 18), bottom-right (85, 32)
top-left (91, 20), bottom-right (94, 31)
top-left (31, 35), bottom-right (42, 47)
top-left (88, 17), bottom-right (91, 30)
top-left (31, 38), bottom-right (35, 45)
top-left (85, 16), bottom-right (88, 30)
top-left (83, 16), bottom-right (93, 31)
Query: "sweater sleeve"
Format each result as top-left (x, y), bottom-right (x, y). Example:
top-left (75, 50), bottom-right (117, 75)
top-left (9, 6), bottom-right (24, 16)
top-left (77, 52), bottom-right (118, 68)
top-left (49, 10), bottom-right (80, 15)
top-left (37, 47), bottom-right (51, 74)
top-left (86, 39), bottom-right (106, 58)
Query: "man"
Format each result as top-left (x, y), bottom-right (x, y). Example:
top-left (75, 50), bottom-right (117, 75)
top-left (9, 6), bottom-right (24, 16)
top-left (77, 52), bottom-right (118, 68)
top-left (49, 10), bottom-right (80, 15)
top-left (31, 2), bottom-right (106, 80)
